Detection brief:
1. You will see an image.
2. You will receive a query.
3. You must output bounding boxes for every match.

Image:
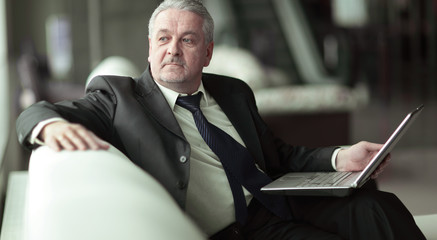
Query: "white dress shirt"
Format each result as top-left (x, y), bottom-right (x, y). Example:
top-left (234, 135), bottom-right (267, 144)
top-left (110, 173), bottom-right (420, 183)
top-left (156, 81), bottom-right (253, 235)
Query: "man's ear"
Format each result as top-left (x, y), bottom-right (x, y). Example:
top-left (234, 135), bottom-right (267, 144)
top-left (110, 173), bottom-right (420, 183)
top-left (203, 41), bottom-right (214, 67)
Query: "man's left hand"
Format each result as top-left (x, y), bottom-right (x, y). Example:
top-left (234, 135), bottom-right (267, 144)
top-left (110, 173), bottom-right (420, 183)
top-left (336, 141), bottom-right (391, 179)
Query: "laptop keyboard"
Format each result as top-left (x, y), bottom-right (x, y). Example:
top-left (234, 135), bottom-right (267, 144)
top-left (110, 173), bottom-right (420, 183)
top-left (299, 172), bottom-right (352, 187)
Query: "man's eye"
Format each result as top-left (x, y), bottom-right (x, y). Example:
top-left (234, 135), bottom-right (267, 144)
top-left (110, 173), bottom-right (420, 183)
top-left (159, 37), bottom-right (169, 42)
top-left (183, 38), bottom-right (193, 43)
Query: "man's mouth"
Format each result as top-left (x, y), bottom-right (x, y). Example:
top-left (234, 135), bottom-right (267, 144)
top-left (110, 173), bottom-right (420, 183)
top-left (161, 58), bottom-right (185, 68)
top-left (165, 63), bottom-right (182, 66)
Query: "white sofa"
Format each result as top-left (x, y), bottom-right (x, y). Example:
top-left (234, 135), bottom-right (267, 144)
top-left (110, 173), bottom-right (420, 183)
top-left (2, 144), bottom-right (436, 239)
top-left (24, 145), bottom-right (206, 240)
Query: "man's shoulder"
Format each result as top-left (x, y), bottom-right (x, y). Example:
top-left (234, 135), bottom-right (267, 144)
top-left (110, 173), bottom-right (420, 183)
top-left (202, 72), bottom-right (251, 91)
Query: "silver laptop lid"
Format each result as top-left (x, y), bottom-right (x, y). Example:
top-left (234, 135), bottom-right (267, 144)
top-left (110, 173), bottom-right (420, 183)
top-left (353, 105), bottom-right (424, 187)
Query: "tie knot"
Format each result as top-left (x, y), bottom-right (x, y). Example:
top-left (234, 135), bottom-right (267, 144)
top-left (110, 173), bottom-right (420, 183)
top-left (176, 93), bottom-right (202, 113)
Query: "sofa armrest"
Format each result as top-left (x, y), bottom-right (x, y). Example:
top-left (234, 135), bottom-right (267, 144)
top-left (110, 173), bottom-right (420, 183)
top-left (26, 145), bottom-right (205, 240)
top-left (414, 215), bottom-right (437, 240)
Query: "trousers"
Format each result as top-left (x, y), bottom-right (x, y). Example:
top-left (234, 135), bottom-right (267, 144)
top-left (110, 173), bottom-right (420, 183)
top-left (211, 188), bottom-right (425, 240)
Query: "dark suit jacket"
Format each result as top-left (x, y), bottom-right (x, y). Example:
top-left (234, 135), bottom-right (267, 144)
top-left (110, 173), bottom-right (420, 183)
top-left (16, 69), bottom-right (336, 209)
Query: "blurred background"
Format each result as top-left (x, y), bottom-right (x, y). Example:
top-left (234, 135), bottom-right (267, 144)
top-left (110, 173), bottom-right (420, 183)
top-left (0, 0), bottom-right (436, 227)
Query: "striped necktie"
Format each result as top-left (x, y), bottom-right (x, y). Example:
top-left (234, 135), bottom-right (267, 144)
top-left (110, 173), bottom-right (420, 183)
top-left (176, 93), bottom-right (291, 224)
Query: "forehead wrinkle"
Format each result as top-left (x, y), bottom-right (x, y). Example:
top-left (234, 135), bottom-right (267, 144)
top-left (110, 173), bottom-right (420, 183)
top-left (155, 29), bottom-right (170, 36)
top-left (153, 9), bottom-right (204, 38)
top-left (155, 28), bottom-right (200, 41)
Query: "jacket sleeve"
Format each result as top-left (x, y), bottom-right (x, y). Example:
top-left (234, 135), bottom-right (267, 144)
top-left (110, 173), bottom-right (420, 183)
top-left (241, 81), bottom-right (336, 176)
top-left (16, 77), bottom-right (117, 150)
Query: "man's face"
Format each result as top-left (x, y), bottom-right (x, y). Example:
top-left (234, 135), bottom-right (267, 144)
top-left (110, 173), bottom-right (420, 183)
top-left (148, 9), bottom-right (213, 93)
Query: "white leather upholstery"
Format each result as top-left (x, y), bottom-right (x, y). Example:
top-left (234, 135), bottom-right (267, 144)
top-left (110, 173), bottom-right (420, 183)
top-left (414, 215), bottom-right (437, 240)
top-left (26, 145), bottom-right (205, 240)
top-left (3, 145), bottom-right (435, 239)
top-left (86, 56), bottom-right (141, 87)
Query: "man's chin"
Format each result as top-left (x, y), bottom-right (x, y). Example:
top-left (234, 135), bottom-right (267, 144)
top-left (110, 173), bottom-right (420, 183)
top-left (160, 74), bottom-right (186, 83)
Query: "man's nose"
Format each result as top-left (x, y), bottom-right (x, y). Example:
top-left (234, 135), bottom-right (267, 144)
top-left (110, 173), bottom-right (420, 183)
top-left (167, 40), bottom-right (181, 56)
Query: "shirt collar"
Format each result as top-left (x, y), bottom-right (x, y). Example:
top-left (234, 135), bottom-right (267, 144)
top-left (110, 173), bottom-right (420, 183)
top-left (154, 80), bottom-right (209, 110)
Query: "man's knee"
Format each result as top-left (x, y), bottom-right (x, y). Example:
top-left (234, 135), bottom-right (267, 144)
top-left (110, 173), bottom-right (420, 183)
top-left (346, 189), bottom-right (424, 239)
top-left (350, 190), bottom-right (401, 211)
top-left (347, 190), bottom-right (398, 216)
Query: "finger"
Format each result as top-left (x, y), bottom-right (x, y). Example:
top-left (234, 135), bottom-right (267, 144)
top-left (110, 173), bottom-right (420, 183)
top-left (371, 155), bottom-right (391, 179)
top-left (62, 124), bottom-right (90, 150)
top-left (378, 156), bottom-right (391, 171)
top-left (372, 164), bottom-right (387, 178)
top-left (371, 165), bottom-right (384, 179)
top-left (74, 128), bottom-right (109, 150)
top-left (371, 171), bottom-right (380, 179)
top-left (92, 135), bottom-right (110, 150)
top-left (57, 135), bottom-right (77, 151)
top-left (60, 128), bottom-right (85, 150)
top-left (60, 124), bottom-right (97, 150)
top-left (45, 136), bottom-right (62, 152)
top-left (67, 134), bottom-right (89, 150)
top-left (361, 141), bottom-right (384, 152)
top-left (384, 153), bottom-right (392, 162)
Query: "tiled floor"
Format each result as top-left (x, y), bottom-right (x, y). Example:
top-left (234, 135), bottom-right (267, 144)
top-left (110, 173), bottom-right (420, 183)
top-left (351, 100), bottom-right (437, 216)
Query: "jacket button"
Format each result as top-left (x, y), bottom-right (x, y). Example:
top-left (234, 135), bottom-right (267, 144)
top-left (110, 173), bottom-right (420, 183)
top-left (179, 156), bottom-right (187, 163)
top-left (177, 180), bottom-right (186, 189)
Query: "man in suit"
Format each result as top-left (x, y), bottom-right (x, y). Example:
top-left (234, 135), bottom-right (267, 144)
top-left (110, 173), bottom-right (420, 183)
top-left (16, 0), bottom-right (425, 239)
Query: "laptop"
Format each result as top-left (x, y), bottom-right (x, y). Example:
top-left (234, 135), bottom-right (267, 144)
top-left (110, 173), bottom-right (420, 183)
top-left (261, 104), bottom-right (424, 197)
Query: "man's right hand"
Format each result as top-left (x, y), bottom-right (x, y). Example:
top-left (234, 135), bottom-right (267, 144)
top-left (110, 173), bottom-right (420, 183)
top-left (40, 121), bottom-right (110, 151)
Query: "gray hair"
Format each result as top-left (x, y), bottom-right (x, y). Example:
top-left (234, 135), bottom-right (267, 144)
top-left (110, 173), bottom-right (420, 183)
top-left (148, 0), bottom-right (214, 44)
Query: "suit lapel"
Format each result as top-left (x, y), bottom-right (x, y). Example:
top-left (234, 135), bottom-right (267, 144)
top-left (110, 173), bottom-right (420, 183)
top-left (132, 70), bottom-right (266, 168)
top-left (134, 70), bottom-right (186, 140)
